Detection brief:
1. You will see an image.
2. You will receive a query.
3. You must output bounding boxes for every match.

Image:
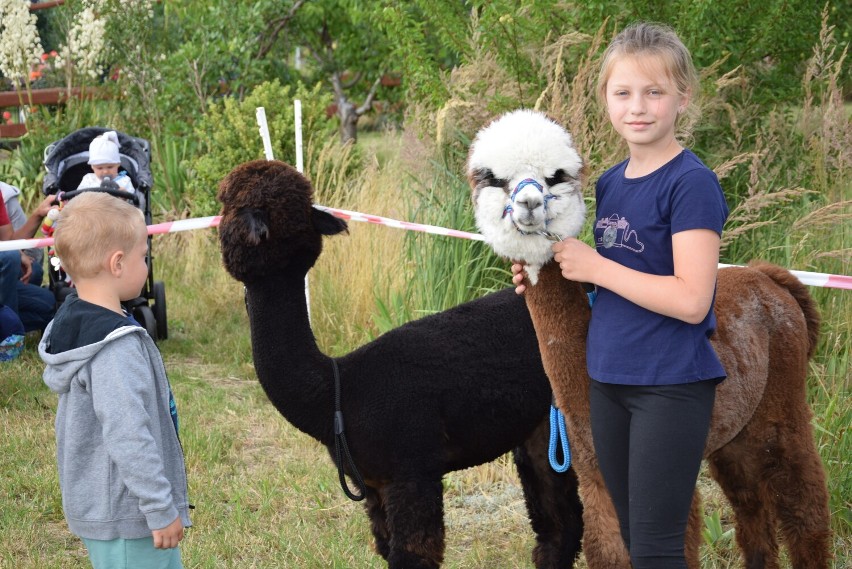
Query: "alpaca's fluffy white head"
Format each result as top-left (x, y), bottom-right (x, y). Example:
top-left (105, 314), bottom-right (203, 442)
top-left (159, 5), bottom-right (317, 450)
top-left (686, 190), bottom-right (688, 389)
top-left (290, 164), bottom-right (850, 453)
top-left (467, 109), bottom-right (585, 280)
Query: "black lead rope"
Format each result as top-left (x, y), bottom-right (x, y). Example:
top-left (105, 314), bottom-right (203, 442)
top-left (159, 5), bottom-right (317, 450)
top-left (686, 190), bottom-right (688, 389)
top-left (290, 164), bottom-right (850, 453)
top-left (332, 359), bottom-right (367, 501)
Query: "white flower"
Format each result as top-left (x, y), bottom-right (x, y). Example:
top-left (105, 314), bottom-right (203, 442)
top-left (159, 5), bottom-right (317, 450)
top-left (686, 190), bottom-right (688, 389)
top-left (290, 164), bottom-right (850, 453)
top-left (0, 0), bottom-right (44, 83)
top-left (59, 5), bottom-right (108, 80)
top-left (56, 0), bottom-right (155, 82)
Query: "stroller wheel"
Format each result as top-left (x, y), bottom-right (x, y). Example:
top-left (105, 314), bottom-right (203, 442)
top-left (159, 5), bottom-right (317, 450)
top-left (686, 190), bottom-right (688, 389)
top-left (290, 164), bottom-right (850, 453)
top-left (152, 281), bottom-right (168, 340)
top-left (134, 305), bottom-right (158, 341)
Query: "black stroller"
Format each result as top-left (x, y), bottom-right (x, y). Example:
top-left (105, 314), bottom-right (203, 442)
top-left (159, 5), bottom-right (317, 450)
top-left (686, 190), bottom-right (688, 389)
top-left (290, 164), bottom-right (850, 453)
top-left (41, 127), bottom-right (168, 341)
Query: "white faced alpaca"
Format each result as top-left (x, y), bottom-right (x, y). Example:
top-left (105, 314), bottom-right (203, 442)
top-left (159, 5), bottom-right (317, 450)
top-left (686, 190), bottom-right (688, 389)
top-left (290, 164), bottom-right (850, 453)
top-left (467, 109), bottom-right (585, 283)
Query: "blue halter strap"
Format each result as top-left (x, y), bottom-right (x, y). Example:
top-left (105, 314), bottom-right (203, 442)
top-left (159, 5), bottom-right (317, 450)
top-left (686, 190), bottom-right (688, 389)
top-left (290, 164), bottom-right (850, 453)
top-left (502, 178), bottom-right (558, 221)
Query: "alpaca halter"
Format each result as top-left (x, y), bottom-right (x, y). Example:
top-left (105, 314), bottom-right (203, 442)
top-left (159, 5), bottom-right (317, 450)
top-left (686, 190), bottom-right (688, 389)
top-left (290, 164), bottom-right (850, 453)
top-left (502, 178), bottom-right (560, 239)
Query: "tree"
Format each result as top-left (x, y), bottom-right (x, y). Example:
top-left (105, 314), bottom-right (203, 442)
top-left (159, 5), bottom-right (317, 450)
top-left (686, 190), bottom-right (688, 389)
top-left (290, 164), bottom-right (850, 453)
top-left (286, 0), bottom-right (397, 143)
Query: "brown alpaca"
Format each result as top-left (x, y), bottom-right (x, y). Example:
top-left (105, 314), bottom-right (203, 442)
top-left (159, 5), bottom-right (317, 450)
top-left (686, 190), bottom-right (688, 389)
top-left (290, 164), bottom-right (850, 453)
top-left (466, 109), bottom-right (832, 568)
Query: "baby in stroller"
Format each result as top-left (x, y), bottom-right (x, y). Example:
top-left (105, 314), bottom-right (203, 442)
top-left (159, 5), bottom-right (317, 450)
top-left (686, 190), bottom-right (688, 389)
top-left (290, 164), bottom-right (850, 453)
top-left (44, 128), bottom-right (149, 215)
top-left (41, 127), bottom-right (167, 341)
top-left (77, 131), bottom-right (141, 207)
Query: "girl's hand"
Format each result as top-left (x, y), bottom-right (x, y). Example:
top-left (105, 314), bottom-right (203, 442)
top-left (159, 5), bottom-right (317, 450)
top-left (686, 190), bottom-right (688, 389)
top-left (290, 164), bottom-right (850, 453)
top-left (552, 238), bottom-right (599, 283)
top-left (511, 263), bottom-right (527, 295)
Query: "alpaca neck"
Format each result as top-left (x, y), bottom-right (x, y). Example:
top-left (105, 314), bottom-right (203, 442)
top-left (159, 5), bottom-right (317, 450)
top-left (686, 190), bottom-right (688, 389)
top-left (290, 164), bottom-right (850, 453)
top-left (524, 261), bottom-right (592, 413)
top-left (244, 274), bottom-right (335, 445)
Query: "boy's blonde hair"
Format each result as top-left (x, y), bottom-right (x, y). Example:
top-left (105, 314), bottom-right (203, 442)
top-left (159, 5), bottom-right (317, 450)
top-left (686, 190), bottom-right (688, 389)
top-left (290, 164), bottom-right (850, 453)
top-left (597, 22), bottom-right (700, 127)
top-left (53, 192), bottom-right (146, 279)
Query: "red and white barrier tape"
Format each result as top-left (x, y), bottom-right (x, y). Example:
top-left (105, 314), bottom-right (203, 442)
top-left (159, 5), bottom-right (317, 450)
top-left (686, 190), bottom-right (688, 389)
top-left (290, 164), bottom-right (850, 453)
top-left (1, 208), bottom-right (849, 290)
top-left (718, 264), bottom-right (852, 290)
top-left (312, 205), bottom-right (485, 241)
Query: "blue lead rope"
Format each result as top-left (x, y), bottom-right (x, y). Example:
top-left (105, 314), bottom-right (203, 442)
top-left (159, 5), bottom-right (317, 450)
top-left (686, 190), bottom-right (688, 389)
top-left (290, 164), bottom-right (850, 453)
top-left (548, 283), bottom-right (596, 473)
top-left (548, 403), bottom-right (571, 472)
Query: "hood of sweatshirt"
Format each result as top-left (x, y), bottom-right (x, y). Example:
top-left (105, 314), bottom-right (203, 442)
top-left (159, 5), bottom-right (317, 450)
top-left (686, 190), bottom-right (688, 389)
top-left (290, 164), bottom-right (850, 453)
top-left (40, 322), bottom-right (145, 395)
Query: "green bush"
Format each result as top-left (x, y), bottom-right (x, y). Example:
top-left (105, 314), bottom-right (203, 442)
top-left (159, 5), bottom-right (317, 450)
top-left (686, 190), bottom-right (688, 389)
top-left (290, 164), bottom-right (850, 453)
top-left (185, 80), bottom-right (335, 215)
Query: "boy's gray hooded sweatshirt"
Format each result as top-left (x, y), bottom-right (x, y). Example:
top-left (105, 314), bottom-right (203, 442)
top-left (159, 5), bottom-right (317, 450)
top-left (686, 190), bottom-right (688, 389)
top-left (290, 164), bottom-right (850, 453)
top-left (39, 320), bottom-right (191, 540)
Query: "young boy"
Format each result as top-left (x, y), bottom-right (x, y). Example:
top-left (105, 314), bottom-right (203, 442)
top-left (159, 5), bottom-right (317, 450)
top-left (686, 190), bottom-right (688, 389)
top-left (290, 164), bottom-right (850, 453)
top-left (38, 192), bottom-right (190, 569)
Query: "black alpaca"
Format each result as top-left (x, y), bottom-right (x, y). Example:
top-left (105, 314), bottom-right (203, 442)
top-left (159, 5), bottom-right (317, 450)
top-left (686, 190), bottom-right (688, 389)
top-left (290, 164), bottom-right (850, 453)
top-left (217, 159), bottom-right (583, 569)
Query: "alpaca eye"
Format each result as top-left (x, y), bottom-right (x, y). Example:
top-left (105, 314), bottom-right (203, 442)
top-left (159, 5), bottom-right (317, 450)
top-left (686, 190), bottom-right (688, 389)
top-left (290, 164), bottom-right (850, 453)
top-left (545, 169), bottom-right (567, 187)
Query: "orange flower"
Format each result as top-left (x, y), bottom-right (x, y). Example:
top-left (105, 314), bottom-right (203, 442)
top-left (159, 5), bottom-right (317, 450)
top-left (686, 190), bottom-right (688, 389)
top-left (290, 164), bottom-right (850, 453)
top-left (30, 70), bottom-right (42, 80)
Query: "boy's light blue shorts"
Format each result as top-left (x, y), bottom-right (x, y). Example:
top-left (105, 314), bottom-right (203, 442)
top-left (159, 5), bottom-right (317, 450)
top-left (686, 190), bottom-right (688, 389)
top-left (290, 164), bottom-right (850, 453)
top-left (82, 537), bottom-right (183, 569)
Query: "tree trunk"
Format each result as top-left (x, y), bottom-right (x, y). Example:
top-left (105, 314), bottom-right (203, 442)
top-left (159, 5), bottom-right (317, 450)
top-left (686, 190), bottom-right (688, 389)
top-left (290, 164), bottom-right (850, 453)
top-left (332, 73), bottom-right (383, 144)
top-left (338, 99), bottom-right (359, 144)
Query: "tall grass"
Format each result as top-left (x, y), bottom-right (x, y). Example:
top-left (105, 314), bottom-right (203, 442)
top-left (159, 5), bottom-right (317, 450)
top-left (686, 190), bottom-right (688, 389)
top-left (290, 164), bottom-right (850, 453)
top-left (306, 136), bottom-right (410, 353)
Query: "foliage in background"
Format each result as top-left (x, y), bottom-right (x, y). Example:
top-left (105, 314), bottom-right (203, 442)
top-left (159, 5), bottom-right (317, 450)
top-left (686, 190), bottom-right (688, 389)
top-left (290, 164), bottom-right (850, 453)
top-left (699, 9), bottom-right (850, 278)
top-left (186, 80), bottom-right (336, 216)
top-left (287, 0), bottom-right (399, 141)
top-left (154, 0), bottom-right (303, 128)
top-left (376, 0), bottom-right (850, 116)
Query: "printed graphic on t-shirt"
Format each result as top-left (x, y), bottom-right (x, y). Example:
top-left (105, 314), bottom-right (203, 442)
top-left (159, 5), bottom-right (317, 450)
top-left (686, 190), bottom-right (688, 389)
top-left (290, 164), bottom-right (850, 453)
top-left (595, 214), bottom-right (644, 252)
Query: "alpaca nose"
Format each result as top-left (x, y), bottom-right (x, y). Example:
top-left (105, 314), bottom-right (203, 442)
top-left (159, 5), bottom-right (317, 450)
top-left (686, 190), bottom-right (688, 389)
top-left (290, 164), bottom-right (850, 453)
top-left (516, 195), bottom-right (543, 212)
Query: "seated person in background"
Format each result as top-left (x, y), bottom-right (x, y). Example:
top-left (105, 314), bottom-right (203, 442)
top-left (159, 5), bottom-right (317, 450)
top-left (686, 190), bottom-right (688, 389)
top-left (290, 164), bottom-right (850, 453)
top-left (78, 131), bottom-right (136, 195)
top-left (1, 180), bottom-right (56, 285)
top-left (0, 189), bottom-right (56, 333)
top-left (0, 302), bottom-right (25, 362)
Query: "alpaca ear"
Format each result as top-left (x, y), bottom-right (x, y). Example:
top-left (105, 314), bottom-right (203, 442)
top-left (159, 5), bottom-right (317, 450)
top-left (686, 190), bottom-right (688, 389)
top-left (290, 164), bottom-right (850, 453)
top-left (469, 167), bottom-right (491, 186)
top-left (469, 168), bottom-right (506, 190)
top-left (311, 207), bottom-right (348, 236)
top-left (468, 167), bottom-right (507, 204)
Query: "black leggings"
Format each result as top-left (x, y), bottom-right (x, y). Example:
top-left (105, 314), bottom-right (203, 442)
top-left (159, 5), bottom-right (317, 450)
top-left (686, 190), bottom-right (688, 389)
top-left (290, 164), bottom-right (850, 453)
top-left (590, 379), bottom-right (716, 569)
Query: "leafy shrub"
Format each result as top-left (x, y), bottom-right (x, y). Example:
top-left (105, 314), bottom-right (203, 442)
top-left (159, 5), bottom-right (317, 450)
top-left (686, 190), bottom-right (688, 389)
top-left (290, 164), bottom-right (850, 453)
top-left (184, 80), bottom-right (335, 215)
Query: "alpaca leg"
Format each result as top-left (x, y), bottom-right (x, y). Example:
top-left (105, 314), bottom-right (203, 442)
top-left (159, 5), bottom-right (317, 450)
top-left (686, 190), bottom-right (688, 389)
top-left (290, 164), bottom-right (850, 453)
top-left (684, 490), bottom-right (703, 569)
top-left (513, 418), bottom-right (583, 568)
top-left (381, 476), bottom-right (445, 569)
top-left (363, 485), bottom-right (391, 560)
top-left (561, 419), bottom-right (630, 568)
top-left (708, 443), bottom-right (781, 569)
top-left (710, 414), bottom-right (831, 568)
top-left (764, 427), bottom-right (831, 568)
top-left (576, 475), bottom-right (632, 568)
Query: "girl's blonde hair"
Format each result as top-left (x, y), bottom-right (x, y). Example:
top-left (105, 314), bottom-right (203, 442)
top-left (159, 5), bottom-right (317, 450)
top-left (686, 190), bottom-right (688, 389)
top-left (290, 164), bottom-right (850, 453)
top-left (597, 22), bottom-right (700, 128)
top-left (53, 192), bottom-right (146, 279)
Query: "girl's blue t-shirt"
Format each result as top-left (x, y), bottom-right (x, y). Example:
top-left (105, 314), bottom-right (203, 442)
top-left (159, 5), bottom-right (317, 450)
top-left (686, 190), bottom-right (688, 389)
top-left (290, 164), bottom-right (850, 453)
top-left (587, 149), bottom-right (729, 385)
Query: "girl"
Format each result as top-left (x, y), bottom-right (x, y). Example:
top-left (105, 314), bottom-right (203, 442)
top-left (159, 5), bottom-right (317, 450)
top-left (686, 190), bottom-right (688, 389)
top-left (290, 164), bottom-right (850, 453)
top-left (515, 22), bottom-right (728, 568)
